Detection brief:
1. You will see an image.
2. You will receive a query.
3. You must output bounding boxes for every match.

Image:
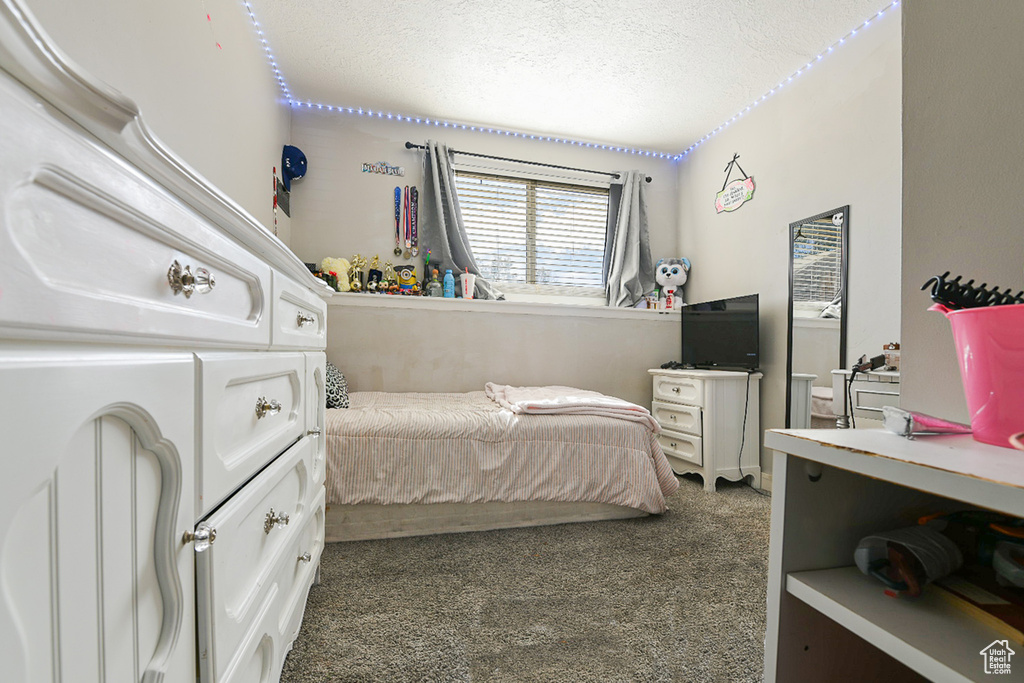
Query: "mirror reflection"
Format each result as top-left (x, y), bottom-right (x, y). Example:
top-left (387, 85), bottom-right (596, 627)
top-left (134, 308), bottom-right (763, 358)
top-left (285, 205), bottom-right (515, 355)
top-left (786, 206), bottom-right (849, 429)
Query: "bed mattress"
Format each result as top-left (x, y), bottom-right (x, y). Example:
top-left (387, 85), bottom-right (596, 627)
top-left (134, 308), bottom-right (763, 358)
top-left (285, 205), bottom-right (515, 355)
top-left (325, 391), bottom-right (679, 514)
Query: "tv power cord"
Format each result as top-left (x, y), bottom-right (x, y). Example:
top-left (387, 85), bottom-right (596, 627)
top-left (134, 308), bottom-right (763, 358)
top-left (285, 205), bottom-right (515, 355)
top-left (737, 369), bottom-right (770, 498)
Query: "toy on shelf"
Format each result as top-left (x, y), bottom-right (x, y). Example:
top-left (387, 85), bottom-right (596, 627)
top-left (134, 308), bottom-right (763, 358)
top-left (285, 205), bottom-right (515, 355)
top-left (320, 256), bottom-right (351, 292)
top-left (397, 264), bottom-right (418, 295)
top-left (639, 258), bottom-right (691, 309)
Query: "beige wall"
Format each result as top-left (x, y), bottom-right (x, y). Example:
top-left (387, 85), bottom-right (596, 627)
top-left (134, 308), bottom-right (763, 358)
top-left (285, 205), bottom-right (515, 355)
top-left (23, 0), bottom-right (292, 238)
top-left (900, 0), bottom-right (1024, 422)
top-left (327, 301), bottom-right (679, 408)
top-left (290, 110), bottom-right (683, 403)
top-left (674, 8), bottom-right (903, 473)
top-left (288, 109), bottom-right (679, 270)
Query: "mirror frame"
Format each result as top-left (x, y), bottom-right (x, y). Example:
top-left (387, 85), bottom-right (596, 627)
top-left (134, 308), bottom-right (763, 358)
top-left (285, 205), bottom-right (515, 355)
top-left (784, 205), bottom-right (850, 429)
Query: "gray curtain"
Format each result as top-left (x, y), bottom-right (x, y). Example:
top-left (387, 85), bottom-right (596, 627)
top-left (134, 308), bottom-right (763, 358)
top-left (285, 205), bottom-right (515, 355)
top-left (419, 140), bottom-right (504, 300)
top-left (604, 170), bottom-right (654, 307)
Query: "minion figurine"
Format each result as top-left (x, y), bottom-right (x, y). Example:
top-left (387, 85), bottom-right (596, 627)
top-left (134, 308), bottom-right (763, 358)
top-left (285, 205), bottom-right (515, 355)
top-left (397, 265), bottom-right (417, 294)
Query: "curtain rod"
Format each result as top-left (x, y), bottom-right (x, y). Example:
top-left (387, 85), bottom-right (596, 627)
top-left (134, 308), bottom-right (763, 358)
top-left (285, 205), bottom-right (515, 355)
top-left (404, 141), bottom-right (652, 183)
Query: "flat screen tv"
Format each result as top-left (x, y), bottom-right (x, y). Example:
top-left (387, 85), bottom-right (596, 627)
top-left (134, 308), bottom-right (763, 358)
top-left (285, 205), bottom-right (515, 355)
top-left (681, 293), bottom-right (759, 371)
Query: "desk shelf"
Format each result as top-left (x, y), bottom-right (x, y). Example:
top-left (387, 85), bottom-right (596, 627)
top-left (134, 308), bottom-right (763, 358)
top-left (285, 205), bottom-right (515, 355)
top-left (764, 429), bottom-right (1024, 682)
top-left (787, 567), bottom-right (1009, 682)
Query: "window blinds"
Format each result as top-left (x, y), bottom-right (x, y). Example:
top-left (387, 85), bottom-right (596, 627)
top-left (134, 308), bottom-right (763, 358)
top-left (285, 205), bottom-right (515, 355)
top-left (454, 172), bottom-right (609, 289)
top-left (792, 222), bottom-right (842, 304)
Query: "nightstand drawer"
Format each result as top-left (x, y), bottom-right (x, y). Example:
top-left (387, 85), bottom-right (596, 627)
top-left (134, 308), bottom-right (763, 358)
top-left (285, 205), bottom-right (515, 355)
top-left (653, 375), bottom-right (704, 407)
top-left (658, 429), bottom-right (702, 467)
top-left (653, 400), bottom-right (702, 436)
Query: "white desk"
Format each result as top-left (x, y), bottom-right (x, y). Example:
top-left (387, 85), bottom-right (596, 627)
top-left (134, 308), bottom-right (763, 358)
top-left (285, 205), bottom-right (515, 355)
top-left (832, 369), bottom-right (901, 428)
top-left (763, 428), bottom-right (1024, 682)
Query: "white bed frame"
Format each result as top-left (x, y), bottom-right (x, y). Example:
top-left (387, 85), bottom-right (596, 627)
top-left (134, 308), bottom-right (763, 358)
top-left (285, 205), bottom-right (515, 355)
top-left (325, 500), bottom-right (647, 542)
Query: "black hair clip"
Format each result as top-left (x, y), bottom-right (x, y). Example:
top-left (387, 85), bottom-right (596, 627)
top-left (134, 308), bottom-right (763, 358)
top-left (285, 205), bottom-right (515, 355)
top-left (921, 271), bottom-right (1024, 309)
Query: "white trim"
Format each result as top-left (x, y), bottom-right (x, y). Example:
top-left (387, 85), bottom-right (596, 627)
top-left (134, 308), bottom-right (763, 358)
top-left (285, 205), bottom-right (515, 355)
top-left (325, 291), bottom-right (680, 321)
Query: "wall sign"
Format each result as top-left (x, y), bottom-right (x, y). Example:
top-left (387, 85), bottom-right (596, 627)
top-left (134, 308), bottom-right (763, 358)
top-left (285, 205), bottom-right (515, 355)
top-left (363, 161), bottom-right (405, 177)
top-left (715, 153), bottom-right (755, 213)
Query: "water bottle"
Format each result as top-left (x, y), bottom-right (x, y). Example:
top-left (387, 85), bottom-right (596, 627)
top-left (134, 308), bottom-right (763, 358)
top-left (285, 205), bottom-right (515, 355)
top-left (443, 269), bottom-right (455, 298)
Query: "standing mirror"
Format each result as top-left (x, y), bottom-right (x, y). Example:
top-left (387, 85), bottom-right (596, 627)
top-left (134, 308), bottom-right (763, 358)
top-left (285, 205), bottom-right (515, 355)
top-left (785, 206), bottom-right (849, 429)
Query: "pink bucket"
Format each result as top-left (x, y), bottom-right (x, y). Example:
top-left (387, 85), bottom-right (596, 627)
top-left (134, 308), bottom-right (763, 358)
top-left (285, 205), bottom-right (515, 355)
top-left (931, 303), bottom-right (1024, 449)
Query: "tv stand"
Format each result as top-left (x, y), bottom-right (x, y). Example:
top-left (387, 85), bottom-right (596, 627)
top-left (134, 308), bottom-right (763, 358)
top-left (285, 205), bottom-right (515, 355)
top-left (648, 368), bottom-right (762, 491)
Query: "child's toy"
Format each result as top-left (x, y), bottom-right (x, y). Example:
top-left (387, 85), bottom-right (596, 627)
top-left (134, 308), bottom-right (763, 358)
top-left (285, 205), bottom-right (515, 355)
top-left (655, 257), bottom-right (691, 309)
top-left (320, 257), bottom-right (351, 292)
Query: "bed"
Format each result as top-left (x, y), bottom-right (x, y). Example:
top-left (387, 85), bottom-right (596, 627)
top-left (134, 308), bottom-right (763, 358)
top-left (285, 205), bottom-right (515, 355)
top-left (323, 388), bottom-right (680, 542)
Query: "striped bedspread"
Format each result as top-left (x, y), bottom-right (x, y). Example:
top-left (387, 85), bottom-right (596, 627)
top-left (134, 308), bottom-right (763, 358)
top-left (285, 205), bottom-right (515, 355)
top-left (325, 391), bottom-right (680, 514)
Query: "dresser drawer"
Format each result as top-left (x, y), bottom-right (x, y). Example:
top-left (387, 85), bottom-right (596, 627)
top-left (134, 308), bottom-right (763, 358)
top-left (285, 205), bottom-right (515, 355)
top-left (272, 272), bottom-right (328, 350)
top-left (658, 429), bottom-right (703, 468)
top-left (196, 352), bottom-right (306, 515)
top-left (0, 94), bottom-right (272, 347)
top-left (653, 375), bottom-right (704, 407)
top-left (278, 486), bottom-right (325, 642)
top-left (195, 437), bottom-right (316, 683)
top-left (652, 400), bottom-right (702, 436)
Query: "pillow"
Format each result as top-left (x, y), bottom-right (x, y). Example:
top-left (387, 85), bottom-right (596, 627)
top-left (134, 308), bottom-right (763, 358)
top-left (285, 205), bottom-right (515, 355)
top-left (325, 361), bottom-right (349, 409)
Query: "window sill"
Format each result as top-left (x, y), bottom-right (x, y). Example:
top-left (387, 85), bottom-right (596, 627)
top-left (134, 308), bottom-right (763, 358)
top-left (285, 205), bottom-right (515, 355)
top-left (324, 291), bottom-right (680, 320)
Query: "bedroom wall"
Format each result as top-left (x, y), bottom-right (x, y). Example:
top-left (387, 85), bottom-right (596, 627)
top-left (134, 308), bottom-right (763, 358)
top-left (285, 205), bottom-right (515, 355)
top-left (287, 110), bottom-right (679, 276)
top-left (22, 0), bottom-right (292, 240)
top-left (673, 7), bottom-right (903, 476)
top-left (289, 110), bottom-right (682, 407)
top-left (900, 0), bottom-right (1024, 423)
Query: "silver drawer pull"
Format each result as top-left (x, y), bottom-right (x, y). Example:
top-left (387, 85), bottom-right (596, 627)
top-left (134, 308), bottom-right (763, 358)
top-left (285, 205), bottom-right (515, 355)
top-left (296, 312), bottom-right (317, 327)
top-left (255, 397), bottom-right (282, 419)
top-left (167, 260), bottom-right (216, 299)
top-left (182, 522), bottom-right (217, 552)
top-left (669, 442), bottom-right (678, 449)
top-left (298, 552), bottom-right (312, 563)
top-left (671, 387), bottom-right (680, 393)
top-left (669, 414), bottom-right (677, 421)
top-left (307, 427), bottom-right (322, 437)
top-left (264, 508), bottom-right (290, 534)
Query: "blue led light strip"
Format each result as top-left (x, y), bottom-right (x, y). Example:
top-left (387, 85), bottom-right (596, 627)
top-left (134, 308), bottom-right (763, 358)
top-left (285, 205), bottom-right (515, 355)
top-left (243, 1), bottom-right (898, 163)
top-left (677, 0), bottom-right (900, 160)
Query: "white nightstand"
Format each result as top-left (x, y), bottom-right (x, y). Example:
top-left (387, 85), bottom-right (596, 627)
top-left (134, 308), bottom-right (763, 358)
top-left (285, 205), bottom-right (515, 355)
top-left (649, 368), bottom-right (762, 491)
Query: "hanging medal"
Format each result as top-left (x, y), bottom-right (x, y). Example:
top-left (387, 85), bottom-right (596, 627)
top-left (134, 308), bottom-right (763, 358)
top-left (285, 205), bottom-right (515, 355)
top-left (410, 186), bottom-right (419, 257)
top-left (393, 186), bottom-right (402, 256)
top-left (402, 185), bottom-right (412, 258)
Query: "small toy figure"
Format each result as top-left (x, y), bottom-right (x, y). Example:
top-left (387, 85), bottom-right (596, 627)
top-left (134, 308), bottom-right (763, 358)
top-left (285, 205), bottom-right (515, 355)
top-left (641, 258), bottom-right (690, 309)
top-left (397, 264), bottom-right (416, 294)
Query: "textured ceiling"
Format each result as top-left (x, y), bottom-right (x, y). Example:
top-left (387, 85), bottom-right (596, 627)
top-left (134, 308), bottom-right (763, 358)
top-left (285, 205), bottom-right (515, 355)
top-left (246, 0), bottom-right (892, 154)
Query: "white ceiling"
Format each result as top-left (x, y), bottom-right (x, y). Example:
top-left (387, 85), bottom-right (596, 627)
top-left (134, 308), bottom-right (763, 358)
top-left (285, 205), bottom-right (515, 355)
top-left (246, 0), bottom-right (892, 155)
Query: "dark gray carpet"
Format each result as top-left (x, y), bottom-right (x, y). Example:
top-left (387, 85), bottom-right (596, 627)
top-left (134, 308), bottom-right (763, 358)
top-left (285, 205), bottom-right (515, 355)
top-left (281, 476), bottom-right (771, 682)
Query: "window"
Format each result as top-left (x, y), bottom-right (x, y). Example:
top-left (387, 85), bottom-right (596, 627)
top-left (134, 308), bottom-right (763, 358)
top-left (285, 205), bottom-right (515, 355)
top-left (454, 171), bottom-right (610, 293)
top-left (791, 217), bottom-right (843, 315)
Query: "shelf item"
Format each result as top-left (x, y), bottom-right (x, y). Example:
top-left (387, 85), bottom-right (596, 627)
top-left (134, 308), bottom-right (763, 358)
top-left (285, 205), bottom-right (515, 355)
top-left (648, 368), bottom-right (761, 491)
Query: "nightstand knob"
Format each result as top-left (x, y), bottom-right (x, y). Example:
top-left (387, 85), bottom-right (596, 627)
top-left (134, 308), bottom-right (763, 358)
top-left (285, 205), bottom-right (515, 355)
top-left (672, 387), bottom-right (680, 393)
top-left (669, 414), bottom-right (677, 421)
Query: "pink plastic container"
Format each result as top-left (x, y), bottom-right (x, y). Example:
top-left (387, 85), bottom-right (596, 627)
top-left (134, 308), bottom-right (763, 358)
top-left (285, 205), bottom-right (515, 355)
top-left (931, 303), bottom-right (1024, 448)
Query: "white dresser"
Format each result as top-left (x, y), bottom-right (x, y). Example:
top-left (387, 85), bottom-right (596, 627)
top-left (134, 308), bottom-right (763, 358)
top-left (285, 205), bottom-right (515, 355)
top-left (648, 368), bottom-right (762, 491)
top-left (0, 3), bottom-right (328, 681)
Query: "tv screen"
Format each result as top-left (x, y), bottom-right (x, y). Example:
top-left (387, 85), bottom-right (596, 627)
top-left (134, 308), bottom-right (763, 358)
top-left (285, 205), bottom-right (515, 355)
top-left (681, 293), bottom-right (759, 371)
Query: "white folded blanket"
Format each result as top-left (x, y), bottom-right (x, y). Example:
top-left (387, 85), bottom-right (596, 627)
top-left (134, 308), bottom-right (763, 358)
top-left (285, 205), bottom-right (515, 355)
top-left (484, 383), bottom-right (660, 433)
